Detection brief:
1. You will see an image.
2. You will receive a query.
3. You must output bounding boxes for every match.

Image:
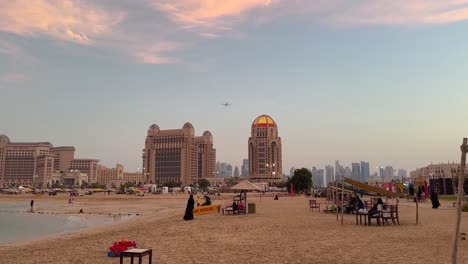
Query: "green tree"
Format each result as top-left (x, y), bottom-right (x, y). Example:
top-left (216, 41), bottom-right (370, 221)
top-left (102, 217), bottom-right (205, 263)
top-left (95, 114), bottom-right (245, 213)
top-left (162, 181), bottom-right (182, 188)
top-left (287, 168), bottom-right (312, 194)
top-left (198, 178), bottom-right (211, 191)
top-left (275, 181), bottom-right (287, 189)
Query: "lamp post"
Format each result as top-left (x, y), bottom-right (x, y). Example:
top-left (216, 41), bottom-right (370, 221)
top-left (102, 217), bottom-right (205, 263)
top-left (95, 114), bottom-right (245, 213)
top-left (33, 175), bottom-right (38, 189)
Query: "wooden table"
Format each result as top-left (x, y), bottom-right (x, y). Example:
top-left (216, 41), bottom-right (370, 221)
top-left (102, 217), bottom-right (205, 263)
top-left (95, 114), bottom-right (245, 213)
top-left (355, 212), bottom-right (368, 225)
top-left (120, 248), bottom-right (152, 264)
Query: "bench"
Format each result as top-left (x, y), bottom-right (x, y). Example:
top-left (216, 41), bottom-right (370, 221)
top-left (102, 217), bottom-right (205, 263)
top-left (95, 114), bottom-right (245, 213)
top-left (309, 200), bottom-right (321, 212)
top-left (120, 248), bottom-right (152, 264)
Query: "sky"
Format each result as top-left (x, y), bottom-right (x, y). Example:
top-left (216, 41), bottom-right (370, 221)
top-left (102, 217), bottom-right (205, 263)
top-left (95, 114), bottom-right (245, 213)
top-left (1, 0), bottom-right (468, 174)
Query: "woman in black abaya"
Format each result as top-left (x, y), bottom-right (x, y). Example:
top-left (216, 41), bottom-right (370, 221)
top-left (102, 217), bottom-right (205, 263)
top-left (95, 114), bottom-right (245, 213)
top-left (183, 194), bottom-right (195, 220)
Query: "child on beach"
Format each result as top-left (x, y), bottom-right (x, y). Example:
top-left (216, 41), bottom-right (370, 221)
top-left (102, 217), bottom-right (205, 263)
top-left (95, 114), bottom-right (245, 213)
top-left (196, 196), bottom-right (201, 207)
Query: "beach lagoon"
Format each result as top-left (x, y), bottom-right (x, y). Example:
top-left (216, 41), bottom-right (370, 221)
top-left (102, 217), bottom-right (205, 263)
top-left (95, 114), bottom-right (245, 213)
top-left (0, 203), bottom-right (94, 244)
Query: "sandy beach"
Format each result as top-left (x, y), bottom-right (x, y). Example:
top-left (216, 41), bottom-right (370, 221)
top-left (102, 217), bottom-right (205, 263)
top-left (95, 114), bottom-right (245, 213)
top-left (0, 193), bottom-right (467, 264)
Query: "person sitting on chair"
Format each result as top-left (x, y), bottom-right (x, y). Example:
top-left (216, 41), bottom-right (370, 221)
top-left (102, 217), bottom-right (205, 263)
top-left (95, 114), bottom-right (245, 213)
top-left (237, 200), bottom-right (245, 213)
top-left (202, 195), bottom-right (212, 206)
top-left (356, 196), bottom-right (366, 213)
top-left (232, 201), bottom-right (238, 214)
top-left (368, 198), bottom-right (384, 217)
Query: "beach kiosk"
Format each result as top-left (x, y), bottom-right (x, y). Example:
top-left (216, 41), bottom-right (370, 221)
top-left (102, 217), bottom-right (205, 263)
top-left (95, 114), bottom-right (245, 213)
top-left (230, 180), bottom-right (262, 214)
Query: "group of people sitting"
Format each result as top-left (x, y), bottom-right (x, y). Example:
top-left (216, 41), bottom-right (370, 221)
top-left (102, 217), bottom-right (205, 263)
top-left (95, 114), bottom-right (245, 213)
top-left (231, 200), bottom-right (245, 214)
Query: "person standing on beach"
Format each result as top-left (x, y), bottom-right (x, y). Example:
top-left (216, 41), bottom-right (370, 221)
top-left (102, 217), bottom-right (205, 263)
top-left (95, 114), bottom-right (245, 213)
top-left (30, 199), bottom-right (34, 211)
top-left (183, 195), bottom-right (195, 221)
top-left (196, 196), bottom-right (201, 207)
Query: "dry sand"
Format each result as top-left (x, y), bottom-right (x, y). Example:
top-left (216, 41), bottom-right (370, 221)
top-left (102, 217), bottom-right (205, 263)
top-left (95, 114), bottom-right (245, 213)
top-left (0, 193), bottom-right (467, 264)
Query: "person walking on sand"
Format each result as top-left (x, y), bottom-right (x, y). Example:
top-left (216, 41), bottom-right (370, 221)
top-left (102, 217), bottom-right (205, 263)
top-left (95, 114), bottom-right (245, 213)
top-left (183, 195), bottom-right (195, 221)
top-left (30, 199), bottom-right (34, 211)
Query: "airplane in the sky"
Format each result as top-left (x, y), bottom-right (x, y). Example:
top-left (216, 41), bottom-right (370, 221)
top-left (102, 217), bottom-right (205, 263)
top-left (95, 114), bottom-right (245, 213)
top-left (221, 102), bottom-right (232, 107)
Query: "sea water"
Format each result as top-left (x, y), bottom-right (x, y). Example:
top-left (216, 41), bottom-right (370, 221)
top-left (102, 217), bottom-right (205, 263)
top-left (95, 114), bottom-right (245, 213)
top-left (0, 203), bottom-right (89, 244)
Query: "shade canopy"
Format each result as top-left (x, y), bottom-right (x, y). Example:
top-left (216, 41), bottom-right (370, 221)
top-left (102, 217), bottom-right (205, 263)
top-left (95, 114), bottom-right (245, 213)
top-left (230, 180), bottom-right (262, 191)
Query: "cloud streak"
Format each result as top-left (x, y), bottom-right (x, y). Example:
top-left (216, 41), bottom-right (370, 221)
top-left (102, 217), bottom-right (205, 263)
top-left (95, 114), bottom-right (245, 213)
top-left (0, 0), bottom-right (124, 44)
top-left (154, 0), bottom-right (273, 28)
top-left (334, 0), bottom-right (468, 25)
top-left (0, 73), bottom-right (25, 82)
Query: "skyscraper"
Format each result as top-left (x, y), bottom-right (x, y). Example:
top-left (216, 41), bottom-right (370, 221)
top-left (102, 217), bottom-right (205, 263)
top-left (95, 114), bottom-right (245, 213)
top-left (335, 160), bottom-right (343, 181)
top-left (383, 166), bottom-right (394, 181)
top-left (241, 159), bottom-right (249, 177)
top-left (360, 161), bottom-right (370, 182)
top-left (397, 169), bottom-right (407, 178)
top-left (351, 163), bottom-right (361, 181)
top-left (143, 123), bottom-right (215, 185)
top-left (234, 166), bottom-right (240, 177)
top-left (317, 169), bottom-right (324, 187)
top-left (325, 165), bottom-right (334, 184)
top-left (248, 115), bottom-right (282, 182)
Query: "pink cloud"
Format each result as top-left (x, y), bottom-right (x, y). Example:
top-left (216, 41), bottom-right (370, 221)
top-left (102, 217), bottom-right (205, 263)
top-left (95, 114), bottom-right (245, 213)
top-left (0, 73), bottom-right (25, 82)
top-left (154, 0), bottom-right (273, 28)
top-left (334, 0), bottom-right (468, 25)
top-left (0, 0), bottom-right (124, 44)
top-left (131, 42), bottom-right (183, 64)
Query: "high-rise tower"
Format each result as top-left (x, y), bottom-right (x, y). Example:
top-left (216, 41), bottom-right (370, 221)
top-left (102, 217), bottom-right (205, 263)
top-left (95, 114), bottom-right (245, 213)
top-left (248, 115), bottom-right (282, 182)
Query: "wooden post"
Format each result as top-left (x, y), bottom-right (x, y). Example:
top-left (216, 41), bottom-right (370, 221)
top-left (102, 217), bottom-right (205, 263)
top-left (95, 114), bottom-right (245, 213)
top-left (341, 177), bottom-right (344, 225)
top-left (452, 138), bottom-right (467, 264)
top-left (335, 181), bottom-right (338, 221)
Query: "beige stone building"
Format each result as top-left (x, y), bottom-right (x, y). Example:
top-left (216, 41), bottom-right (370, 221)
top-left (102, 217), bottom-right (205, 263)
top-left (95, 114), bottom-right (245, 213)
top-left (0, 134), bottom-right (54, 187)
top-left (410, 163), bottom-right (468, 195)
top-left (410, 163), bottom-right (465, 181)
top-left (0, 134), bottom-right (99, 187)
top-left (195, 131), bottom-right (216, 180)
top-left (97, 164), bottom-right (143, 187)
top-left (248, 115), bottom-right (282, 182)
top-left (142, 123), bottom-right (216, 186)
top-left (69, 159), bottom-right (99, 183)
top-left (50, 146), bottom-right (75, 172)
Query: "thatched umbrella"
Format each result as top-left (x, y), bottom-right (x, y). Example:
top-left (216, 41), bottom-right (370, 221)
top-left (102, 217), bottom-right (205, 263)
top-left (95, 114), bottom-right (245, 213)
top-left (230, 180), bottom-right (262, 210)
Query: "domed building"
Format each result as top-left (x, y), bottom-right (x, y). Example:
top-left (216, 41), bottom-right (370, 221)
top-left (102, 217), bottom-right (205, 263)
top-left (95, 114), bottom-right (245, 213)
top-left (143, 123), bottom-right (216, 185)
top-left (248, 115), bottom-right (282, 182)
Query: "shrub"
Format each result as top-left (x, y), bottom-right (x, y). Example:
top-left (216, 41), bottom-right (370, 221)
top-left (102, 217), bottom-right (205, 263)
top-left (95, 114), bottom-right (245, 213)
top-left (462, 202), bottom-right (468, 212)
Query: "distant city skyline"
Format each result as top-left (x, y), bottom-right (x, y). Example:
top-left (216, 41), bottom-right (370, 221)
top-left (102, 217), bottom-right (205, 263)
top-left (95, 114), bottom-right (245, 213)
top-left (1, 2), bottom-right (467, 175)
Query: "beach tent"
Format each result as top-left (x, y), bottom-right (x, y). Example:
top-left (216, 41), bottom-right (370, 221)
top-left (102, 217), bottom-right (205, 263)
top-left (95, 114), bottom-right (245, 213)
top-left (230, 180), bottom-right (262, 210)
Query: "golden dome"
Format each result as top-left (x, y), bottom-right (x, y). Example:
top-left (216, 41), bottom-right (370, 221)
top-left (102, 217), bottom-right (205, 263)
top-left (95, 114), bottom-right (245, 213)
top-left (252, 115), bottom-right (276, 128)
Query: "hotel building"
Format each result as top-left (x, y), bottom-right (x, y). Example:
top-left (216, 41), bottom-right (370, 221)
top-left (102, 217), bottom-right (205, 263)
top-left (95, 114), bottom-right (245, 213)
top-left (97, 164), bottom-right (143, 187)
top-left (410, 163), bottom-right (468, 195)
top-left (248, 115), bottom-right (282, 182)
top-left (142, 123), bottom-right (216, 186)
top-left (69, 159), bottom-right (99, 183)
top-left (0, 134), bottom-right (54, 187)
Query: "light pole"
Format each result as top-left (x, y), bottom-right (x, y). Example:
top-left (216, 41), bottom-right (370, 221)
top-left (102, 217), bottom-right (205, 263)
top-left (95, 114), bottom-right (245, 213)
top-left (33, 175), bottom-right (38, 189)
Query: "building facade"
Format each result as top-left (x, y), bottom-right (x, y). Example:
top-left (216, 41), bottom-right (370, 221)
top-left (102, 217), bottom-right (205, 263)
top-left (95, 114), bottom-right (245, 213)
top-left (143, 123), bottom-right (215, 186)
top-left (50, 146), bottom-right (75, 172)
top-left (195, 131), bottom-right (216, 181)
top-left (69, 159), bottom-right (99, 183)
top-left (351, 163), bottom-right (361, 181)
top-left (248, 115), bottom-right (282, 182)
top-left (0, 134), bottom-right (54, 187)
top-left (241, 159), bottom-right (249, 177)
top-left (97, 164), bottom-right (143, 187)
top-left (360, 161), bottom-right (370, 182)
top-left (325, 165), bottom-right (334, 185)
top-left (410, 163), bottom-right (468, 195)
